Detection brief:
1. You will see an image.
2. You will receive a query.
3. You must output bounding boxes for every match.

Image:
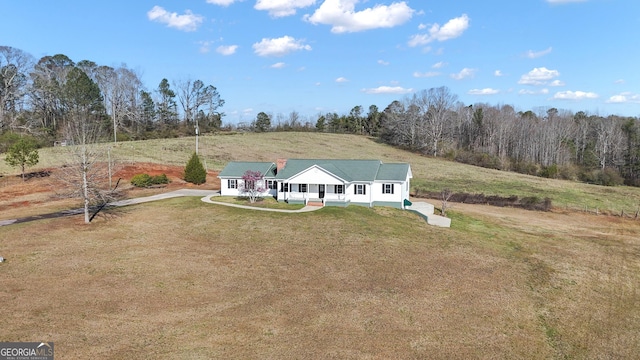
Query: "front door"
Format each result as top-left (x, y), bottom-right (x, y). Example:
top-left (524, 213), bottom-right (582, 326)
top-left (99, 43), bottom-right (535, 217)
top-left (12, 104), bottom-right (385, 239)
top-left (319, 185), bottom-right (325, 199)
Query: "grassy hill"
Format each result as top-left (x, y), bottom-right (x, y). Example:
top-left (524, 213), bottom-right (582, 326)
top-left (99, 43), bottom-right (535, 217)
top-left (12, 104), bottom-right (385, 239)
top-left (2, 132), bottom-right (640, 214)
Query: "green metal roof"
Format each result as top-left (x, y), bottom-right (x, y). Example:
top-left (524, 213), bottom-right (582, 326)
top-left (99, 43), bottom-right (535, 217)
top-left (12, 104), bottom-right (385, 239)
top-left (376, 163), bottom-right (411, 181)
top-left (218, 162), bottom-right (276, 178)
top-left (274, 159), bottom-right (410, 182)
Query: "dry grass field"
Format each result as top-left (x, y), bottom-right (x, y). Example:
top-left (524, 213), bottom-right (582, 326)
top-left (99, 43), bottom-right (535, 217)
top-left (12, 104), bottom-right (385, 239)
top-left (1, 132), bottom-right (640, 358)
top-left (1, 198), bottom-right (638, 359)
top-left (2, 132), bottom-right (639, 213)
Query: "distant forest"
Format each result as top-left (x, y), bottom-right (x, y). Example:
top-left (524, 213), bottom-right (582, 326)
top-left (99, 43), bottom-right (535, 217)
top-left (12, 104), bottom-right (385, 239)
top-left (2, 45), bottom-right (640, 187)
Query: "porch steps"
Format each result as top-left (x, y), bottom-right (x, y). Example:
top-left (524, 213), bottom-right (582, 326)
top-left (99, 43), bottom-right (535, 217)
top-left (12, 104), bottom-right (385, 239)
top-left (307, 199), bottom-right (324, 207)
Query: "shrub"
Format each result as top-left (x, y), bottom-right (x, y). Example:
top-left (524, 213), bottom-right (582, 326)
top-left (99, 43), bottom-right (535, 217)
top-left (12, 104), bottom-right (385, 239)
top-left (131, 173), bottom-right (170, 187)
top-left (557, 164), bottom-right (579, 181)
top-left (596, 168), bottom-right (624, 186)
top-left (131, 174), bottom-right (152, 187)
top-left (512, 160), bottom-right (540, 176)
top-left (539, 164), bottom-right (558, 179)
top-left (580, 168), bottom-right (625, 186)
top-left (184, 153), bottom-right (207, 185)
top-left (151, 173), bottom-right (169, 185)
top-left (453, 150), bottom-right (502, 170)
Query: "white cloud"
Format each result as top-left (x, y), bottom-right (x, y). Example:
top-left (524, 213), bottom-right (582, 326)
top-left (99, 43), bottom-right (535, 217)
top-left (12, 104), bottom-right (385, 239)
top-left (494, 70), bottom-right (504, 77)
top-left (553, 90), bottom-right (598, 100)
top-left (450, 68), bottom-right (476, 80)
top-left (432, 61), bottom-right (446, 69)
top-left (147, 6), bottom-right (204, 32)
top-left (468, 88), bottom-right (499, 95)
top-left (199, 41), bottom-right (213, 53)
top-left (206, 0), bottom-right (238, 5)
top-left (362, 86), bottom-right (414, 94)
top-left (615, 79), bottom-right (625, 84)
top-left (525, 47), bottom-right (552, 59)
top-left (216, 44), bottom-right (238, 55)
top-left (549, 79), bottom-right (565, 87)
top-left (304, 0), bottom-right (414, 33)
top-left (606, 92), bottom-right (640, 104)
top-left (378, 59), bottom-right (390, 66)
top-left (408, 14), bottom-right (470, 47)
top-left (519, 88), bottom-right (549, 95)
top-left (518, 67), bottom-right (560, 85)
top-left (413, 71), bottom-right (440, 78)
top-left (270, 62), bottom-right (286, 69)
top-left (252, 36), bottom-right (312, 57)
top-left (335, 77), bottom-right (348, 83)
top-left (255, 0), bottom-right (317, 17)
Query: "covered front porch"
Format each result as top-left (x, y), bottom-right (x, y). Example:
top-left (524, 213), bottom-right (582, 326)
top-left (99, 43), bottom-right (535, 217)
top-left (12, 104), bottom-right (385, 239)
top-left (278, 183), bottom-right (348, 206)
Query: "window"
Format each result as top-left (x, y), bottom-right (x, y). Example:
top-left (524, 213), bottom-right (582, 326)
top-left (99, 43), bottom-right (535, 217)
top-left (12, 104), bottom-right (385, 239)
top-left (383, 183), bottom-right (394, 194)
top-left (334, 185), bottom-right (344, 194)
top-left (355, 184), bottom-right (366, 195)
top-left (267, 180), bottom-right (277, 189)
top-left (281, 183), bottom-right (289, 192)
top-left (300, 184), bottom-right (308, 193)
top-left (228, 179), bottom-right (237, 189)
top-left (245, 180), bottom-right (255, 190)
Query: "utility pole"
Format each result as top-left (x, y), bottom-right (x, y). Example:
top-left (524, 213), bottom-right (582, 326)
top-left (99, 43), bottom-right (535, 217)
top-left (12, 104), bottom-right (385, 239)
top-left (195, 122), bottom-right (199, 155)
top-left (108, 147), bottom-right (112, 189)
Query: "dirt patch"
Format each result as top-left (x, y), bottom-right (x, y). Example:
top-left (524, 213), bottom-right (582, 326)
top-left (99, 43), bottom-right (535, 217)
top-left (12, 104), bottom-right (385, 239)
top-left (0, 162), bottom-right (219, 220)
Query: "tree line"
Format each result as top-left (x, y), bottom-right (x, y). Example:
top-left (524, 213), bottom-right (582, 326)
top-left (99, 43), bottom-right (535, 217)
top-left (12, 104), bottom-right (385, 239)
top-left (249, 87), bottom-right (640, 187)
top-left (0, 46), bottom-right (224, 143)
top-left (2, 45), bottom-right (640, 187)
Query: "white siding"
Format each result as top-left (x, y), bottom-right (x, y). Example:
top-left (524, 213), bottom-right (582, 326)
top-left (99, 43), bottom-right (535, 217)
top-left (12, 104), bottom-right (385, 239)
top-left (220, 178), bottom-right (272, 197)
top-left (347, 183), bottom-right (371, 204)
top-left (288, 166), bottom-right (344, 185)
top-left (372, 182), bottom-right (403, 203)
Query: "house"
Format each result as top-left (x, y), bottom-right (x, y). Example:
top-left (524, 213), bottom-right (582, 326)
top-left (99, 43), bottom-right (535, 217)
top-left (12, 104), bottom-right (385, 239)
top-left (218, 159), bottom-right (413, 209)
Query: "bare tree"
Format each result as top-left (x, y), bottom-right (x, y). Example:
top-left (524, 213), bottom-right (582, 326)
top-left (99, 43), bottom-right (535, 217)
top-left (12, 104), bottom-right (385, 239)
top-left (0, 46), bottom-right (34, 132)
top-left (440, 188), bottom-right (454, 217)
top-left (424, 86), bottom-right (458, 156)
top-left (58, 67), bottom-right (116, 224)
top-left (175, 78), bottom-right (224, 127)
top-left (595, 116), bottom-right (624, 169)
top-left (62, 117), bottom-right (115, 223)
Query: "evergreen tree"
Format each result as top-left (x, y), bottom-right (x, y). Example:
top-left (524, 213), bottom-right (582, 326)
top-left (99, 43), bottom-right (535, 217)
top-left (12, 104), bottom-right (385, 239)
top-left (254, 112), bottom-right (271, 132)
top-left (184, 152), bottom-right (206, 184)
top-left (5, 137), bottom-right (39, 180)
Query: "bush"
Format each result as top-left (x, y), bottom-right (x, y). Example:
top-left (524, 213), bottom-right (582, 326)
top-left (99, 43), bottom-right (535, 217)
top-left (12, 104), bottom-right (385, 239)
top-left (453, 150), bottom-right (502, 170)
top-left (557, 164), bottom-right (579, 181)
top-left (151, 173), bottom-right (169, 185)
top-left (131, 173), bottom-right (170, 187)
top-left (413, 191), bottom-right (552, 211)
top-left (184, 153), bottom-right (206, 185)
top-left (539, 164), bottom-right (558, 179)
top-left (512, 160), bottom-right (540, 176)
top-left (580, 168), bottom-right (624, 186)
top-left (131, 174), bottom-right (152, 187)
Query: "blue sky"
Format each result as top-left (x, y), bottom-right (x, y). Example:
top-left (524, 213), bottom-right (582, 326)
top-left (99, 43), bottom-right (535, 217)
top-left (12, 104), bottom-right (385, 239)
top-left (2, 0), bottom-right (639, 123)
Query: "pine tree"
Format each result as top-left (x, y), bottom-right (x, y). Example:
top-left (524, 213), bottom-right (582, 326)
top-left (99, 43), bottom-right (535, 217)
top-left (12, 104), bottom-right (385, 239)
top-left (5, 137), bottom-right (39, 180)
top-left (184, 152), bottom-right (206, 184)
